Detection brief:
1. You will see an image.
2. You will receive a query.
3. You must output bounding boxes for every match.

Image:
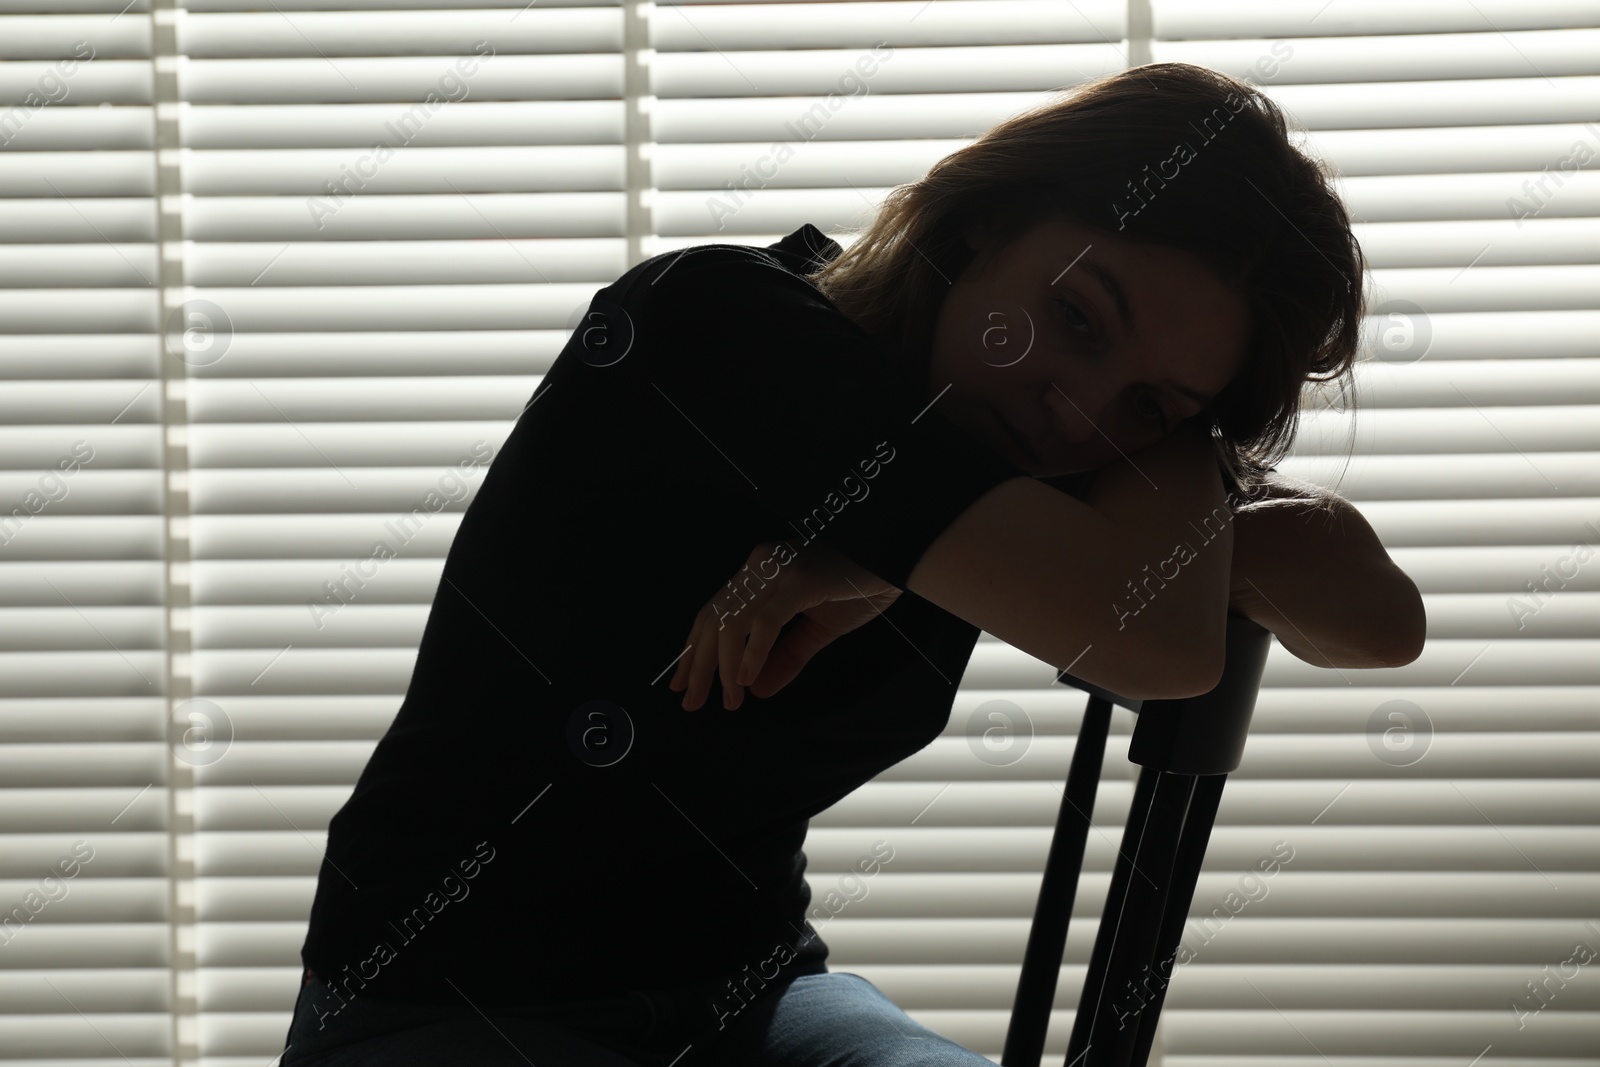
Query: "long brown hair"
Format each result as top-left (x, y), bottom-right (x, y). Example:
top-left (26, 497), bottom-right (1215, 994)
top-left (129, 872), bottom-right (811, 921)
top-left (805, 61), bottom-right (1367, 509)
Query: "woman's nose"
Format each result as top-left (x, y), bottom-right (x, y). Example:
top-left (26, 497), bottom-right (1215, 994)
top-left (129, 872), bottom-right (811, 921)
top-left (1044, 383), bottom-right (1105, 446)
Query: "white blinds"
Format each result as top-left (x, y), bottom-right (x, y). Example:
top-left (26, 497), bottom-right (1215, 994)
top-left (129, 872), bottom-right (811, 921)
top-left (0, 3), bottom-right (173, 1065)
top-left (0, 2), bottom-right (1596, 1066)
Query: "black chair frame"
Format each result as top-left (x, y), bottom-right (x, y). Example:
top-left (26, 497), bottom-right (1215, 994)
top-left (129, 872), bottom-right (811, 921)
top-left (1001, 612), bottom-right (1274, 1067)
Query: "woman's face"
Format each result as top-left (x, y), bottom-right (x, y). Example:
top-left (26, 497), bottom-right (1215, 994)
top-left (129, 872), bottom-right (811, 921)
top-left (926, 212), bottom-right (1250, 477)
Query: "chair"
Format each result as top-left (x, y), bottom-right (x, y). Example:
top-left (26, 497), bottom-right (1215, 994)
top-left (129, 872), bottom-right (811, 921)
top-left (1001, 612), bottom-right (1274, 1067)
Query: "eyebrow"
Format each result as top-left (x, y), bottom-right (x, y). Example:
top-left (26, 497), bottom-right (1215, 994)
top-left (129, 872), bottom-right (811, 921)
top-left (1079, 257), bottom-right (1214, 412)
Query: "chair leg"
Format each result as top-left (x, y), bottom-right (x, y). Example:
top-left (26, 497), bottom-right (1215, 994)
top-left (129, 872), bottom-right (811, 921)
top-left (1065, 764), bottom-right (1158, 1064)
top-left (1125, 773), bottom-right (1228, 1067)
top-left (1068, 767), bottom-right (1196, 1067)
top-left (1101, 770), bottom-right (1192, 1066)
top-left (1002, 696), bottom-right (1113, 1067)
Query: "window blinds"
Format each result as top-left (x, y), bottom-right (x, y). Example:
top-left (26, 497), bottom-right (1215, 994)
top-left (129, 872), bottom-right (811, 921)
top-left (0, 4), bottom-right (173, 1065)
top-left (0, 1), bottom-right (1595, 1065)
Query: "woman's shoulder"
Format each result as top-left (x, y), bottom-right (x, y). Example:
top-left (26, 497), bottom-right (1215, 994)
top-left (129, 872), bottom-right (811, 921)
top-left (600, 236), bottom-right (842, 328)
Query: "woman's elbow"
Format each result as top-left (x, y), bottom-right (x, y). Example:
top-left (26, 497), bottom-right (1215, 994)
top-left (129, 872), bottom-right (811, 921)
top-left (1371, 570), bottom-right (1427, 668)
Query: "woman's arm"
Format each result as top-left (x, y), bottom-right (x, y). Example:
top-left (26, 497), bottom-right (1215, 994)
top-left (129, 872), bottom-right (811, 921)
top-left (680, 465), bottom-right (1424, 706)
top-left (1229, 473), bottom-right (1426, 669)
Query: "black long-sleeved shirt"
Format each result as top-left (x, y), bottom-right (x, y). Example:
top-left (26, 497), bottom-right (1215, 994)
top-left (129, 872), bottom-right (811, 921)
top-left (297, 223), bottom-right (1095, 1015)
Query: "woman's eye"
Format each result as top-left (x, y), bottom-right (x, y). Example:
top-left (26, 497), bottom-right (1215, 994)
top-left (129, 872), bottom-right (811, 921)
top-left (1053, 296), bottom-right (1093, 336)
top-left (1139, 393), bottom-right (1168, 429)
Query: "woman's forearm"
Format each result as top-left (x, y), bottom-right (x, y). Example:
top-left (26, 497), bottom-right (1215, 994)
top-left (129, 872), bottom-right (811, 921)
top-left (1229, 477), bottom-right (1426, 669)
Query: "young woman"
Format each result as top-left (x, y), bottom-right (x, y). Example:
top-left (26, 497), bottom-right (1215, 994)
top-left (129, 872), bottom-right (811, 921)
top-left (278, 62), bottom-right (1423, 1067)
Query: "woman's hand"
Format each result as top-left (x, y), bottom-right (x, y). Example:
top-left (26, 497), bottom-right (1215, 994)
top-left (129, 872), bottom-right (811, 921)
top-left (669, 539), bottom-right (903, 711)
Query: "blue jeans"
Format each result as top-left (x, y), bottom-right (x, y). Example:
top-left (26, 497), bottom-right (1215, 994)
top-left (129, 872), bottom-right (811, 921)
top-left (279, 965), bottom-right (999, 1066)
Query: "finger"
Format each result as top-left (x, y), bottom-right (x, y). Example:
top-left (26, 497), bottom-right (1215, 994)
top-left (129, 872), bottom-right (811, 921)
top-left (694, 610), bottom-right (724, 712)
top-left (676, 635), bottom-right (695, 708)
top-left (684, 612), bottom-right (716, 711)
top-left (671, 617), bottom-right (700, 694)
top-left (718, 604), bottom-right (747, 710)
top-left (738, 611), bottom-right (782, 690)
top-left (668, 641), bottom-right (690, 693)
top-left (669, 628), bottom-right (690, 691)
